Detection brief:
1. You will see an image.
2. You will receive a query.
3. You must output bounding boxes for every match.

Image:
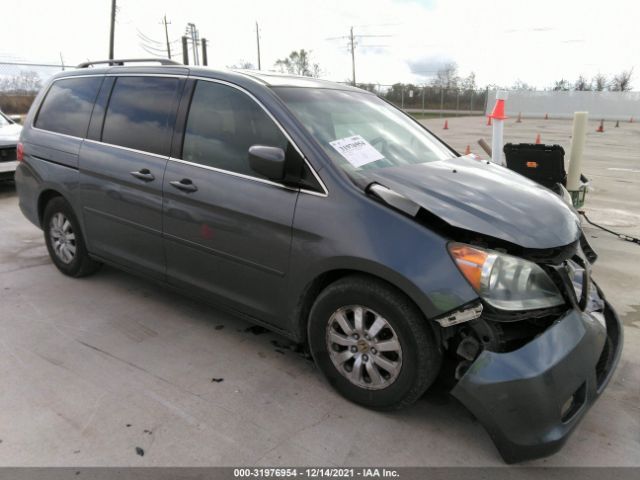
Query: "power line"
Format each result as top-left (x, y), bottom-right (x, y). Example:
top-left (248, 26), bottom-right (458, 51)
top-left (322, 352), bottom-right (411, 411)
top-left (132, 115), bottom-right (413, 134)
top-left (137, 25), bottom-right (181, 59)
top-left (137, 29), bottom-right (164, 45)
top-left (0, 61), bottom-right (64, 68)
top-left (140, 45), bottom-right (165, 58)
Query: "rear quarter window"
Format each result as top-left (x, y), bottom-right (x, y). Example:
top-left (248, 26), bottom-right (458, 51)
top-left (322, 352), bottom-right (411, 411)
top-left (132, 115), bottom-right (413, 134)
top-left (101, 76), bottom-right (181, 156)
top-left (35, 77), bottom-right (103, 138)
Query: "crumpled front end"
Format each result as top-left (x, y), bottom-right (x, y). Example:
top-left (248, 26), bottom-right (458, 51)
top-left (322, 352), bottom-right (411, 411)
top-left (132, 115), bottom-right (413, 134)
top-left (445, 241), bottom-right (624, 466)
top-left (451, 295), bottom-right (622, 463)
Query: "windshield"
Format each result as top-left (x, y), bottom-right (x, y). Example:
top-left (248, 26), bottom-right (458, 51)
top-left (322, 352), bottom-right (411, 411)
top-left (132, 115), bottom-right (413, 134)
top-left (0, 112), bottom-right (10, 127)
top-left (274, 87), bottom-right (455, 176)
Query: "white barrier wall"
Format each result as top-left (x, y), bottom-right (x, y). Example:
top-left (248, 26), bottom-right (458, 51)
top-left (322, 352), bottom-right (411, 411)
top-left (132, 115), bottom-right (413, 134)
top-left (485, 90), bottom-right (640, 121)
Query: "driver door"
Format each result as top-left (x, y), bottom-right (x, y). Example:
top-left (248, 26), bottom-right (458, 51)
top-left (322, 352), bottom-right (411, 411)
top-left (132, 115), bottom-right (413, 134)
top-left (162, 79), bottom-right (299, 326)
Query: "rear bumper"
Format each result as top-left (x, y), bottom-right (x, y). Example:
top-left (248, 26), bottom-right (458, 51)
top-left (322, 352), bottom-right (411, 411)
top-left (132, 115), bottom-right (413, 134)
top-left (0, 160), bottom-right (18, 178)
top-left (451, 299), bottom-right (623, 464)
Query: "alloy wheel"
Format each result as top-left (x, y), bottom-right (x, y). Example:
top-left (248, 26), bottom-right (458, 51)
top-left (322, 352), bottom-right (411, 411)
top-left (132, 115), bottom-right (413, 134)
top-left (326, 305), bottom-right (403, 390)
top-left (49, 212), bottom-right (76, 264)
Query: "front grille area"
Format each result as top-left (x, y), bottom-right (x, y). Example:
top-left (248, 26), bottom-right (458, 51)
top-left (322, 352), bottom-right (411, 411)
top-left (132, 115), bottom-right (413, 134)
top-left (0, 147), bottom-right (17, 162)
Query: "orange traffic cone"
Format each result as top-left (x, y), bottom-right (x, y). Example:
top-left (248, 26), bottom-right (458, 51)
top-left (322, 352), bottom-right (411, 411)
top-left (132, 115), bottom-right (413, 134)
top-left (516, 112), bottom-right (522, 123)
top-left (443, 120), bottom-right (449, 130)
top-left (596, 119), bottom-right (604, 133)
top-left (544, 113), bottom-right (549, 120)
top-left (486, 116), bottom-right (492, 126)
top-left (464, 145), bottom-right (471, 155)
top-left (535, 134), bottom-right (541, 144)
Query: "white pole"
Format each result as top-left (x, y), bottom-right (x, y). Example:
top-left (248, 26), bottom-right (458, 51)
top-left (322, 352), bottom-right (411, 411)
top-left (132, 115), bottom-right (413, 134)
top-left (567, 112), bottom-right (588, 191)
top-left (490, 90), bottom-right (508, 165)
top-left (491, 120), bottom-right (504, 165)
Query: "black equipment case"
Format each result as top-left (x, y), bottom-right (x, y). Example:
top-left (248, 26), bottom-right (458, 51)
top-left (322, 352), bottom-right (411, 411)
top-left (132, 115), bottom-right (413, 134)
top-left (503, 143), bottom-right (566, 190)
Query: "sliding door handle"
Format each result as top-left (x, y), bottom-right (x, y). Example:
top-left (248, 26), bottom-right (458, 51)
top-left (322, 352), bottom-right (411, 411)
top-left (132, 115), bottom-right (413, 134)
top-left (130, 169), bottom-right (155, 182)
top-left (169, 179), bottom-right (198, 193)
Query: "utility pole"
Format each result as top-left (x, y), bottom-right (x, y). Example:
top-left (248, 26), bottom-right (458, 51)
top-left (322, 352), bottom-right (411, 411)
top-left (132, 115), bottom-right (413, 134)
top-left (186, 23), bottom-right (200, 66)
top-left (256, 22), bottom-right (261, 70)
top-left (327, 28), bottom-right (390, 87)
top-left (201, 38), bottom-right (208, 66)
top-left (349, 26), bottom-right (356, 86)
top-left (162, 15), bottom-right (172, 59)
top-left (182, 36), bottom-right (189, 65)
top-left (109, 0), bottom-right (116, 59)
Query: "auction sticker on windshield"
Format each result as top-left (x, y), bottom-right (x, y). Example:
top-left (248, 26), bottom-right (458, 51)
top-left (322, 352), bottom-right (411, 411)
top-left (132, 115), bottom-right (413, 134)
top-left (329, 135), bottom-right (385, 168)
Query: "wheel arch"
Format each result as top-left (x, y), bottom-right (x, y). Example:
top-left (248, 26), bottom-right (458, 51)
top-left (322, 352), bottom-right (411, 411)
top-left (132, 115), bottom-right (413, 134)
top-left (290, 265), bottom-right (438, 345)
top-left (37, 189), bottom-right (66, 227)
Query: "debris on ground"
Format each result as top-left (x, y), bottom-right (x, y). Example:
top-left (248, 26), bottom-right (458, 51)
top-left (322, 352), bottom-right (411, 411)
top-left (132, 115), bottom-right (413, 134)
top-left (270, 339), bottom-right (313, 360)
top-left (244, 325), bottom-right (269, 335)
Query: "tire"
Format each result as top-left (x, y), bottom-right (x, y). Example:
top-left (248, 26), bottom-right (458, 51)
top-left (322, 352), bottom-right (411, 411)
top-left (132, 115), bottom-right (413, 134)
top-left (43, 196), bottom-right (101, 277)
top-left (308, 274), bottom-right (442, 410)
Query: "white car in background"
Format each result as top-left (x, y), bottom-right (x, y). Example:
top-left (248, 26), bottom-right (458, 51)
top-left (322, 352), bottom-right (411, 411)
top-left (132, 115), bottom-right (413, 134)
top-left (0, 109), bottom-right (22, 180)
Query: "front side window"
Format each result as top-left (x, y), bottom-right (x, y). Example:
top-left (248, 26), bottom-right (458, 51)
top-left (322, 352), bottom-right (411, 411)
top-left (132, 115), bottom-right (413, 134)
top-left (274, 87), bottom-right (455, 178)
top-left (35, 77), bottom-right (103, 137)
top-left (182, 80), bottom-right (288, 177)
top-left (102, 76), bottom-right (181, 156)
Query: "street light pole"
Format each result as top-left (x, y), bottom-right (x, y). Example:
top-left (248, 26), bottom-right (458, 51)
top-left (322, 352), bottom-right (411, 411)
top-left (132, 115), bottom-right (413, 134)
top-left (256, 22), bottom-right (261, 70)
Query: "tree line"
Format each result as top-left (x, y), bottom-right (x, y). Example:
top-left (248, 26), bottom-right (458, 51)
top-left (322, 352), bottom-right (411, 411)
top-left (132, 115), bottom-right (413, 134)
top-left (1, 55), bottom-right (634, 97)
top-left (0, 71), bottom-right (43, 94)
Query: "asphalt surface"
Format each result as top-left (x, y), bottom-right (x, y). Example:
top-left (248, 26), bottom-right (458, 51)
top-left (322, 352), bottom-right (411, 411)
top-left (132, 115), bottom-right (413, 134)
top-left (0, 116), bottom-right (638, 466)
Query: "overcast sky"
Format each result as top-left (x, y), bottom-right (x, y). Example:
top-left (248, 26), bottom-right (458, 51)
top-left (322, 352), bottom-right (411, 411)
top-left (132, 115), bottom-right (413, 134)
top-left (2, 0), bottom-right (638, 89)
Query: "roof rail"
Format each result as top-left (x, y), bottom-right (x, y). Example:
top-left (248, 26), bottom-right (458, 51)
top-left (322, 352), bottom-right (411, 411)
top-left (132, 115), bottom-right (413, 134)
top-left (76, 58), bottom-right (183, 68)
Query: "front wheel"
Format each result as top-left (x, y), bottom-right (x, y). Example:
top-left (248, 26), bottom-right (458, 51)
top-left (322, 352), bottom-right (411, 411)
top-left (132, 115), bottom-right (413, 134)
top-left (308, 275), bottom-right (442, 410)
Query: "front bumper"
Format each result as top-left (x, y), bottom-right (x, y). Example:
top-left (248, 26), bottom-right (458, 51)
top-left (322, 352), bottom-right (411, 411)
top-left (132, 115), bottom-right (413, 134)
top-left (451, 299), bottom-right (623, 463)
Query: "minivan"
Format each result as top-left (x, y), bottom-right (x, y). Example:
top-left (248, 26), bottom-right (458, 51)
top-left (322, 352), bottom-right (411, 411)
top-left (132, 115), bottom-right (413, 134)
top-left (15, 59), bottom-right (622, 463)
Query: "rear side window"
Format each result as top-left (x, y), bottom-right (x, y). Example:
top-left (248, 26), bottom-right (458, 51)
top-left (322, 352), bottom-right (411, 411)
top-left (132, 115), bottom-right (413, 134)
top-left (35, 77), bottom-right (102, 138)
top-left (182, 80), bottom-right (288, 177)
top-left (102, 77), bottom-right (181, 156)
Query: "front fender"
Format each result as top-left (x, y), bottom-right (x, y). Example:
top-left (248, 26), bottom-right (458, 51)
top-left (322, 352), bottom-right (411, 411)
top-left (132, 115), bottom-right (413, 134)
top-left (286, 188), bottom-right (479, 336)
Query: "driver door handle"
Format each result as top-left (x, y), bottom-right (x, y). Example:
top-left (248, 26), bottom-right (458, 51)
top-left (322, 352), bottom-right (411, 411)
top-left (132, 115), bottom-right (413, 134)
top-left (170, 178), bottom-right (198, 193)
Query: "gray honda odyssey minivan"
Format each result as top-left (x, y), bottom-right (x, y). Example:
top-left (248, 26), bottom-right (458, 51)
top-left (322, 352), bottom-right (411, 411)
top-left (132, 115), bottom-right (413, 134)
top-left (15, 59), bottom-right (622, 463)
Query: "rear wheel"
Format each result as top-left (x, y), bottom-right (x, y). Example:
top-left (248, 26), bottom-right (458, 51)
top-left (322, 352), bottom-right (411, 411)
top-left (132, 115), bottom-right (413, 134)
top-left (308, 275), bottom-right (442, 410)
top-left (43, 196), bottom-right (101, 277)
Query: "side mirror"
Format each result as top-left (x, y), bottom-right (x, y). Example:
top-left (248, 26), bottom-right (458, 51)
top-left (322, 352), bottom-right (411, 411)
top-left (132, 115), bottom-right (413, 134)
top-left (248, 145), bottom-right (286, 181)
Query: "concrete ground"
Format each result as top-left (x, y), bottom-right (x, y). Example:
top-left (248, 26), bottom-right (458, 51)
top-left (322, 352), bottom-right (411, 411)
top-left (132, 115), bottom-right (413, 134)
top-left (0, 117), bottom-right (638, 467)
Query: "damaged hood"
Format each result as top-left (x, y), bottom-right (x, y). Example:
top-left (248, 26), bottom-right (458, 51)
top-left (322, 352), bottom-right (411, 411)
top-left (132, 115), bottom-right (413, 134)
top-left (367, 155), bottom-right (581, 249)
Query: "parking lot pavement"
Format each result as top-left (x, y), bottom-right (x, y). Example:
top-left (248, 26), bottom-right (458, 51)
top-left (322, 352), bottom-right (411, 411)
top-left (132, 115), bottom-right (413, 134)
top-left (0, 118), bottom-right (638, 466)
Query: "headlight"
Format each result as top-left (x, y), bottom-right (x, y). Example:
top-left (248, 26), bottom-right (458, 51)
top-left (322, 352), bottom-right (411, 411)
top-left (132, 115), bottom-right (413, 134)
top-left (448, 243), bottom-right (565, 311)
